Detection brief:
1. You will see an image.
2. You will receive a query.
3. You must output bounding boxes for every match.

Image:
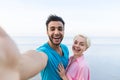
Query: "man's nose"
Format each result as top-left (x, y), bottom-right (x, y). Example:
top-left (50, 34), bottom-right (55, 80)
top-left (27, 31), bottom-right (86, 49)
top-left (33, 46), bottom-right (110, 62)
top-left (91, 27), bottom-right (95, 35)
top-left (54, 29), bottom-right (59, 34)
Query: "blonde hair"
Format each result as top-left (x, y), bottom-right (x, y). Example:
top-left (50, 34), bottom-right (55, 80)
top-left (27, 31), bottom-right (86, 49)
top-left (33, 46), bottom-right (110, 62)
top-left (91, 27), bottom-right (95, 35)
top-left (73, 34), bottom-right (91, 49)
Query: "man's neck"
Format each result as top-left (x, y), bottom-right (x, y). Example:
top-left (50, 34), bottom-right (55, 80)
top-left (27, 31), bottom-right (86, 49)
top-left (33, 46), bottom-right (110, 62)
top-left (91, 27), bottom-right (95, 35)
top-left (48, 41), bottom-right (63, 56)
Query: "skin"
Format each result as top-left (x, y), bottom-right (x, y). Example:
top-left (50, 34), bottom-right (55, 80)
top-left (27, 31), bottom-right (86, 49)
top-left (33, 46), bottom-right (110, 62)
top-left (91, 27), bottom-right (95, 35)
top-left (0, 27), bottom-right (48, 80)
top-left (0, 20), bottom-right (64, 80)
top-left (0, 27), bottom-right (21, 80)
top-left (47, 21), bottom-right (64, 56)
top-left (58, 35), bottom-right (88, 80)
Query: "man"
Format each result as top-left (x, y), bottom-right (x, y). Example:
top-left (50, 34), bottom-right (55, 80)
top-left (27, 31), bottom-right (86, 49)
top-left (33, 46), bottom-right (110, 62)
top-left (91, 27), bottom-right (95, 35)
top-left (0, 15), bottom-right (69, 80)
top-left (36, 15), bottom-right (69, 80)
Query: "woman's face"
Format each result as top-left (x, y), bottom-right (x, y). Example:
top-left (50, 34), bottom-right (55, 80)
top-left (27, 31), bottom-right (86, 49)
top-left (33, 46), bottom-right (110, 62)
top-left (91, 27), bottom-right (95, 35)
top-left (72, 36), bottom-right (87, 57)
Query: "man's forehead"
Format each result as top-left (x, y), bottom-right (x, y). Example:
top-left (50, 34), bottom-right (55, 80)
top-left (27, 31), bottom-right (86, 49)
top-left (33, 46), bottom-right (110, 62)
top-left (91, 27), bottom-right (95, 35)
top-left (48, 21), bottom-right (63, 26)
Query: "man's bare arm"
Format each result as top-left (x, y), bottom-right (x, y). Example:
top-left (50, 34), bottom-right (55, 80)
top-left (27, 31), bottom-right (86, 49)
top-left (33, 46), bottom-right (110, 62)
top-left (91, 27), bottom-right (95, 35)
top-left (0, 26), bottom-right (21, 68)
top-left (0, 27), bottom-right (48, 80)
top-left (19, 50), bottom-right (48, 80)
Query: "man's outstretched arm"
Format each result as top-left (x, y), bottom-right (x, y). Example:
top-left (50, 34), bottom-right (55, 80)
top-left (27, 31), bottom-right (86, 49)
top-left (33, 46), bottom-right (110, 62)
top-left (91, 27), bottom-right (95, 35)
top-left (0, 26), bottom-right (21, 68)
top-left (0, 27), bottom-right (48, 80)
top-left (19, 50), bottom-right (48, 80)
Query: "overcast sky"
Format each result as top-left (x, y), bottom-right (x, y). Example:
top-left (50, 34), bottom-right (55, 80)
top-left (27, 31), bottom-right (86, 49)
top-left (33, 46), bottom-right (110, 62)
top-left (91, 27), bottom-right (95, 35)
top-left (0, 0), bottom-right (120, 37)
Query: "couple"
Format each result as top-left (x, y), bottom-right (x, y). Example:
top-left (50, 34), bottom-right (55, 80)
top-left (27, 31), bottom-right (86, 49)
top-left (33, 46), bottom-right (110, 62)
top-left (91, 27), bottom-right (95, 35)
top-left (0, 15), bottom-right (90, 80)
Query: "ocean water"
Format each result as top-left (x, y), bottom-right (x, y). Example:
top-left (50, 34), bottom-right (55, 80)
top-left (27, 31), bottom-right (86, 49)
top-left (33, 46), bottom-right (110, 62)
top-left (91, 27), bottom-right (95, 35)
top-left (12, 36), bottom-right (120, 80)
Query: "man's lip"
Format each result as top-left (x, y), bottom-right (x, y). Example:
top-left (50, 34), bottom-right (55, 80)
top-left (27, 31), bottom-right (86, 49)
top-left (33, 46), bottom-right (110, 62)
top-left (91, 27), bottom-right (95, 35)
top-left (53, 37), bottom-right (60, 39)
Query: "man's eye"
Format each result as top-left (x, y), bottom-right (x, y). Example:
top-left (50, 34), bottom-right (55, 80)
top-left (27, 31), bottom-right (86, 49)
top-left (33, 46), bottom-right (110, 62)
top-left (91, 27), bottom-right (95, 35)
top-left (50, 28), bottom-right (55, 31)
top-left (58, 28), bottom-right (63, 31)
top-left (58, 26), bottom-right (64, 31)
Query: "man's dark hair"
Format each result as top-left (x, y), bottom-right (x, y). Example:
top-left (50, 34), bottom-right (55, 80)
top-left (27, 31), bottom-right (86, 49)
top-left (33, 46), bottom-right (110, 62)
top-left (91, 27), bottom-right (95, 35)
top-left (46, 14), bottom-right (65, 29)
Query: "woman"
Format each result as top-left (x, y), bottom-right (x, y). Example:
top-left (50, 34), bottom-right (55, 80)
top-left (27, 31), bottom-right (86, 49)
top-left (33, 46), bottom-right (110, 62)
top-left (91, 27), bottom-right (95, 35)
top-left (57, 34), bottom-right (91, 80)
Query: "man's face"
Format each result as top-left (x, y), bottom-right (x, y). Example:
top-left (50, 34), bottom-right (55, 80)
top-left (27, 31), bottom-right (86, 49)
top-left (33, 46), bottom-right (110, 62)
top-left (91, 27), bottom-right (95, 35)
top-left (47, 21), bottom-right (64, 46)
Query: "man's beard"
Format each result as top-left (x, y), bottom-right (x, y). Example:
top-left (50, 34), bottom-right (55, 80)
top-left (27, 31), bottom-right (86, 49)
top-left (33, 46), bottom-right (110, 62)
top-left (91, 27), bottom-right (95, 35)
top-left (48, 36), bottom-right (63, 46)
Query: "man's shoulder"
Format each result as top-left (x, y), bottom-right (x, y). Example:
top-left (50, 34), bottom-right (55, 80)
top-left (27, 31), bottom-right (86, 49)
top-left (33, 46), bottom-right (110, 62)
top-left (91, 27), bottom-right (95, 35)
top-left (36, 43), bottom-right (48, 50)
top-left (60, 43), bottom-right (67, 47)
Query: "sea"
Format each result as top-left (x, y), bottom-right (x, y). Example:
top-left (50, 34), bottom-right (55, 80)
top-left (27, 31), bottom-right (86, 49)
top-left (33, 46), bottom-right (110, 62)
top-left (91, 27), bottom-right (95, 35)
top-left (12, 36), bottom-right (120, 80)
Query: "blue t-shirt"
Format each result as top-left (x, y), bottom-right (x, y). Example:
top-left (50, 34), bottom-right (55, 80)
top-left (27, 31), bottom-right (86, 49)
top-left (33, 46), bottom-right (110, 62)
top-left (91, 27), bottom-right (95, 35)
top-left (36, 42), bottom-right (69, 80)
